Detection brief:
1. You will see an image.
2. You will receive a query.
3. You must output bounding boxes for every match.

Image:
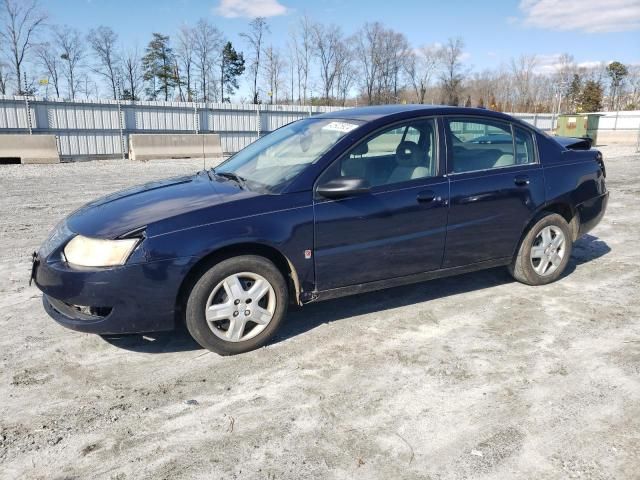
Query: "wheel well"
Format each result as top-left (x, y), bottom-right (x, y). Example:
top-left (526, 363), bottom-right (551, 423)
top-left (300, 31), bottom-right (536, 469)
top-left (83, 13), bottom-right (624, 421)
top-left (174, 243), bottom-right (301, 327)
top-left (542, 202), bottom-right (580, 240)
top-left (513, 202), bottom-right (579, 260)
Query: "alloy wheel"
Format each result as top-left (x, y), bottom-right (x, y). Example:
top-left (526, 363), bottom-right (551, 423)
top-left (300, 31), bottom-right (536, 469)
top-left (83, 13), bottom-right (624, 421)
top-left (204, 272), bottom-right (276, 342)
top-left (529, 225), bottom-right (566, 276)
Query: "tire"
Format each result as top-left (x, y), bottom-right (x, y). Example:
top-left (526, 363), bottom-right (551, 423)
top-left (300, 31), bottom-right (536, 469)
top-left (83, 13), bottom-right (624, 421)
top-left (185, 255), bottom-right (289, 355)
top-left (509, 213), bottom-right (573, 286)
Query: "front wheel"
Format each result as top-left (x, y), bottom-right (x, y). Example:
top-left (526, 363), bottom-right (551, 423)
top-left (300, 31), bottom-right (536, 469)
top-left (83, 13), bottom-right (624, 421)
top-left (185, 255), bottom-right (288, 355)
top-left (509, 213), bottom-right (573, 285)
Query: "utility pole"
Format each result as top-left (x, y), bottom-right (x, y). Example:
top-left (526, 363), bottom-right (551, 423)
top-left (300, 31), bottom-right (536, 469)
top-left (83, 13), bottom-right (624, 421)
top-left (24, 72), bottom-right (33, 135)
top-left (116, 79), bottom-right (125, 160)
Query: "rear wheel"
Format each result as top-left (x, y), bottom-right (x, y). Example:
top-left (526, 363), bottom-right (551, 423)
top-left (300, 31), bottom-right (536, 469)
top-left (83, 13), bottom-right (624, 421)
top-left (509, 213), bottom-right (573, 285)
top-left (185, 255), bottom-right (288, 355)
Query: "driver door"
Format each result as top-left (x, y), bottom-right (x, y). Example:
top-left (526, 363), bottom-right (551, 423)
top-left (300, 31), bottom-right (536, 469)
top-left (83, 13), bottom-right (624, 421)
top-left (313, 117), bottom-right (449, 291)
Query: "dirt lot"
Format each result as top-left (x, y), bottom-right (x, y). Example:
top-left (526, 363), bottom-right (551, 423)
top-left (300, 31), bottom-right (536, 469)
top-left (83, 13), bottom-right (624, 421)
top-left (0, 146), bottom-right (638, 480)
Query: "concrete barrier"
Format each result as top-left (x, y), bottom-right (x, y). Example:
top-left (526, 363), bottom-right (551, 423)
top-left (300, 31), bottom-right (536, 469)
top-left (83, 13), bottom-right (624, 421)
top-left (129, 134), bottom-right (222, 161)
top-left (595, 130), bottom-right (639, 146)
top-left (0, 134), bottom-right (59, 164)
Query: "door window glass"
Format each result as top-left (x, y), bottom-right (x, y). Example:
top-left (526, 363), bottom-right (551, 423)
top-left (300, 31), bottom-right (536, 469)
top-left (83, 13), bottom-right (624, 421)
top-left (321, 119), bottom-right (437, 188)
top-left (447, 119), bottom-right (536, 173)
top-left (514, 126), bottom-right (536, 165)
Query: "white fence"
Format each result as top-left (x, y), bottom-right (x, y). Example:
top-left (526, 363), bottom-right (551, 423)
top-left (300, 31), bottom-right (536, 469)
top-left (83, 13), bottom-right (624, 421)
top-left (0, 95), bottom-right (638, 160)
top-left (0, 96), bottom-right (344, 159)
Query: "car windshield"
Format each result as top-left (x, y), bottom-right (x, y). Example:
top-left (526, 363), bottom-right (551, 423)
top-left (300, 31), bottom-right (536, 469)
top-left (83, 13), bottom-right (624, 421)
top-left (213, 118), bottom-right (363, 192)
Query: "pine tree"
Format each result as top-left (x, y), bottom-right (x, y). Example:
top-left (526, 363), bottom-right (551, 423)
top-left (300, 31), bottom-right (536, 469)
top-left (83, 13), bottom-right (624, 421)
top-left (220, 42), bottom-right (245, 103)
top-left (579, 80), bottom-right (603, 112)
top-left (142, 33), bottom-right (178, 101)
top-left (606, 61), bottom-right (628, 110)
top-left (567, 74), bottom-right (582, 112)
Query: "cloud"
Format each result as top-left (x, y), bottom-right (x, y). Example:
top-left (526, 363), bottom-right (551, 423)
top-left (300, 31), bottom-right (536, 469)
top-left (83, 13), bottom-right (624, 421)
top-left (531, 53), bottom-right (605, 74)
top-left (517, 0), bottom-right (640, 33)
top-left (214, 0), bottom-right (288, 18)
top-left (576, 60), bottom-right (604, 69)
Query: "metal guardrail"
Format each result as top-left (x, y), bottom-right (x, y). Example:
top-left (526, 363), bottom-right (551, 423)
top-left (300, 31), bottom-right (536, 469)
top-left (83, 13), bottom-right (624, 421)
top-left (1, 96), bottom-right (638, 159)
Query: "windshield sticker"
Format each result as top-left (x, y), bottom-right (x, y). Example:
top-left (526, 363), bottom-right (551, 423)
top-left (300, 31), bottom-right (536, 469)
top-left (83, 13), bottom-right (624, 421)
top-left (322, 121), bottom-right (358, 133)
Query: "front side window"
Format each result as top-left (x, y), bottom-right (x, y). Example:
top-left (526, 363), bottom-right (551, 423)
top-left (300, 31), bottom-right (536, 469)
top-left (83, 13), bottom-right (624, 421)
top-left (215, 118), bottom-right (363, 192)
top-left (447, 118), bottom-right (535, 173)
top-left (321, 118), bottom-right (437, 188)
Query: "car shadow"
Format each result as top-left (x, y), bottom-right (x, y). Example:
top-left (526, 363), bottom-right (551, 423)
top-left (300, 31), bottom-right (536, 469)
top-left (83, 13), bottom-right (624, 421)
top-left (100, 327), bottom-right (202, 353)
top-left (102, 234), bottom-right (610, 354)
top-left (273, 234), bottom-right (611, 345)
top-left (562, 233), bottom-right (611, 276)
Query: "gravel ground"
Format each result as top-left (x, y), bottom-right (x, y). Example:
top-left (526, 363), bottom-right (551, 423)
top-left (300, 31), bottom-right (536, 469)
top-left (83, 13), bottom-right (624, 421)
top-left (0, 146), bottom-right (639, 480)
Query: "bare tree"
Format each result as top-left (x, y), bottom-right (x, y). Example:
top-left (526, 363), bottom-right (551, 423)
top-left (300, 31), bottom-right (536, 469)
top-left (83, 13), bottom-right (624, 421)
top-left (355, 22), bottom-right (383, 105)
top-left (0, 59), bottom-right (7, 93)
top-left (287, 37), bottom-right (296, 103)
top-left (122, 47), bottom-right (143, 100)
top-left (1, 39), bottom-right (10, 93)
top-left (241, 17), bottom-right (268, 104)
top-left (376, 29), bottom-right (410, 103)
top-left (192, 18), bottom-right (222, 102)
top-left (54, 26), bottom-right (84, 100)
top-left (176, 24), bottom-right (194, 101)
top-left (87, 26), bottom-right (120, 99)
top-left (290, 15), bottom-right (312, 104)
top-left (0, 0), bottom-right (47, 94)
top-left (627, 65), bottom-right (640, 109)
top-left (439, 37), bottom-right (466, 106)
top-left (35, 39), bottom-right (61, 97)
top-left (406, 44), bottom-right (440, 104)
top-left (510, 54), bottom-right (538, 112)
top-left (311, 22), bottom-right (346, 104)
top-left (262, 45), bottom-right (286, 103)
top-left (79, 72), bottom-right (98, 99)
top-left (354, 23), bottom-right (410, 105)
top-left (334, 38), bottom-right (355, 106)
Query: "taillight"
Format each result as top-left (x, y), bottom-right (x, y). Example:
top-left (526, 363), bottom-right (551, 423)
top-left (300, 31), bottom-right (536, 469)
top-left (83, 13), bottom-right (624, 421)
top-left (595, 151), bottom-right (606, 178)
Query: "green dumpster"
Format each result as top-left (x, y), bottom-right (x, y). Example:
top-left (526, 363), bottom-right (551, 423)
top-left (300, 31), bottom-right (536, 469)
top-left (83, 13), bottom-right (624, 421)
top-left (556, 114), bottom-right (601, 146)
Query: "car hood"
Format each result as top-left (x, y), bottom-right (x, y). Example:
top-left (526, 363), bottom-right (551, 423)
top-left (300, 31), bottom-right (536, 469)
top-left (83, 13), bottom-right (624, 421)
top-left (66, 171), bottom-right (259, 238)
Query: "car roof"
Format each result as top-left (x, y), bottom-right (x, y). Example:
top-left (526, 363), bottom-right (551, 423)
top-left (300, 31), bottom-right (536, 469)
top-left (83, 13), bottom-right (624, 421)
top-left (315, 104), bottom-right (523, 124)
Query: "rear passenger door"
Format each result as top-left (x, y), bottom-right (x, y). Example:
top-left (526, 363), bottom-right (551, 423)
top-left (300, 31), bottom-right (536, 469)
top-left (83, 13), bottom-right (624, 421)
top-left (442, 117), bottom-right (546, 268)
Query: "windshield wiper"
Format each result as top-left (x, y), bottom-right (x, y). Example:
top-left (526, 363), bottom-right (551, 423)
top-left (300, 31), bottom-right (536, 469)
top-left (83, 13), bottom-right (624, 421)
top-left (211, 170), bottom-right (247, 189)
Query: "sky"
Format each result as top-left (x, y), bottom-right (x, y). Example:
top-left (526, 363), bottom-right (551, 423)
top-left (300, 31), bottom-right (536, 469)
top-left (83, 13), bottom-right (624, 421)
top-left (38, 0), bottom-right (640, 97)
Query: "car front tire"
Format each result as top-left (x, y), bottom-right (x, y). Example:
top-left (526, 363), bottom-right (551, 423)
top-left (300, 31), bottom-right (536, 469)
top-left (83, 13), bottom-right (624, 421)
top-left (185, 255), bottom-right (289, 355)
top-left (509, 212), bottom-right (573, 286)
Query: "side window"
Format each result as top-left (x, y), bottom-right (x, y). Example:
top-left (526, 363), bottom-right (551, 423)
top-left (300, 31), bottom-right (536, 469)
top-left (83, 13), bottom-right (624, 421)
top-left (321, 118), bottom-right (437, 188)
top-left (447, 118), bottom-right (516, 173)
top-left (514, 126), bottom-right (536, 165)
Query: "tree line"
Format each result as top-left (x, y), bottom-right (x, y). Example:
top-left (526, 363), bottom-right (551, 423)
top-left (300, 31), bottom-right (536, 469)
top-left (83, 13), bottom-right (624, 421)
top-left (1, 0), bottom-right (638, 112)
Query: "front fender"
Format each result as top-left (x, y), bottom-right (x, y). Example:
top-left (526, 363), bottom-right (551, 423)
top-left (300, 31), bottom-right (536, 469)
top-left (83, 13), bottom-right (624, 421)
top-left (142, 195), bottom-right (316, 293)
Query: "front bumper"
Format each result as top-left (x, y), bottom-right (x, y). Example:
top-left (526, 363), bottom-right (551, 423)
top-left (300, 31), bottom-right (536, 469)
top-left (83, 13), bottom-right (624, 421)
top-left (578, 191), bottom-right (609, 236)
top-left (34, 255), bottom-right (195, 334)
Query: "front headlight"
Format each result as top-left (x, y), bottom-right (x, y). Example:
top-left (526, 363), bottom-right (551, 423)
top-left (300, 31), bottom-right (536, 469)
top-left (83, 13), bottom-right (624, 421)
top-left (63, 235), bottom-right (139, 267)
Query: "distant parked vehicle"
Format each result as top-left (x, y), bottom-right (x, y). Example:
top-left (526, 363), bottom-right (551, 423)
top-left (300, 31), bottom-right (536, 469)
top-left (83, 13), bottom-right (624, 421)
top-left (32, 106), bottom-right (608, 355)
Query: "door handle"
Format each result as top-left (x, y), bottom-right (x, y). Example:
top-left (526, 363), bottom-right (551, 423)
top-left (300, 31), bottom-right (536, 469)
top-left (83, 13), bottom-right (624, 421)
top-left (417, 190), bottom-right (440, 203)
top-left (514, 175), bottom-right (530, 186)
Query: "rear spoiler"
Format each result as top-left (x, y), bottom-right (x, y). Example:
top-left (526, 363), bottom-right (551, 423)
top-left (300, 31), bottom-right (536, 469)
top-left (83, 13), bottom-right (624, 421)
top-left (554, 136), bottom-right (593, 150)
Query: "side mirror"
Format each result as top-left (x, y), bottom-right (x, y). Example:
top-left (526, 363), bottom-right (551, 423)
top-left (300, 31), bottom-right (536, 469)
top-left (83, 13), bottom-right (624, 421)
top-left (316, 176), bottom-right (370, 199)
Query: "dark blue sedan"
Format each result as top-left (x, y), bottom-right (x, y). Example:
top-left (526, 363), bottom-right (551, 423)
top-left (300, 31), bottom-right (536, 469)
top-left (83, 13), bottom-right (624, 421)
top-left (33, 106), bottom-right (608, 355)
